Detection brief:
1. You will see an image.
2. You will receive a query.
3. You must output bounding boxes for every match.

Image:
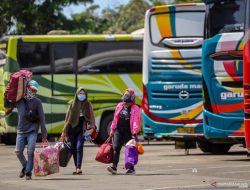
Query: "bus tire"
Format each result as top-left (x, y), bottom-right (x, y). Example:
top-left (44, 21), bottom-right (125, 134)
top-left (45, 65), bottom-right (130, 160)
top-left (210, 143), bottom-right (232, 154)
top-left (99, 114), bottom-right (114, 143)
top-left (1, 134), bottom-right (16, 145)
top-left (197, 140), bottom-right (212, 153)
top-left (198, 141), bottom-right (232, 154)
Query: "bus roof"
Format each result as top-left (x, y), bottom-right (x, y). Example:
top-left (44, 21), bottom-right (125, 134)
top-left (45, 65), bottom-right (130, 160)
top-left (148, 3), bottom-right (205, 13)
top-left (1, 34), bottom-right (143, 43)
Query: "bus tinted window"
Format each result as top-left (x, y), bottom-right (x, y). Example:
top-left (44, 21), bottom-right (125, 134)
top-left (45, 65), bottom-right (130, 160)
top-left (206, 0), bottom-right (245, 38)
top-left (17, 42), bottom-right (50, 74)
top-left (53, 43), bottom-right (75, 74)
top-left (77, 41), bottom-right (142, 74)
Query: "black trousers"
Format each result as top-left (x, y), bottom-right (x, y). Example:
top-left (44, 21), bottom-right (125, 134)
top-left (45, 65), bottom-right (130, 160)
top-left (112, 126), bottom-right (132, 168)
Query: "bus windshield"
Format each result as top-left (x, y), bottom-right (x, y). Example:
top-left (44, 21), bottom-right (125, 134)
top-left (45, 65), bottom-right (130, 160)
top-left (206, 0), bottom-right (246, 38)
top-left (150, 11), bottom-right (204, 44)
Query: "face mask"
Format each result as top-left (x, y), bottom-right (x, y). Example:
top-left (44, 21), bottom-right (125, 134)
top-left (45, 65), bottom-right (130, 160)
top-left (25, 88), bottom-right (35, 100)
top-left (123, 94), bottom-right (132, 103)
top-left (77, 94), bottom-right (86, 101)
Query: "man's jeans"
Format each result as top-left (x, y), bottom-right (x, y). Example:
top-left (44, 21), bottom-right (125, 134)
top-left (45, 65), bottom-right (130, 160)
top-left (15, 132), bottom-right (37, 174)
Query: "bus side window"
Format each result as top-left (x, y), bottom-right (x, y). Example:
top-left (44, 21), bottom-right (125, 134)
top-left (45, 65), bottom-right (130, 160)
top-left (17, 42), bottom-right (50, 74)
top-left (77, 41), bottom-right (142, 74)
top-left (53, 43), bottom-right (75, 74)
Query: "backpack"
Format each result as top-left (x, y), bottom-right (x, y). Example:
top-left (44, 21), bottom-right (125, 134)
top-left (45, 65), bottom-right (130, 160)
top-left (4, 70), bottom-right (32, 107)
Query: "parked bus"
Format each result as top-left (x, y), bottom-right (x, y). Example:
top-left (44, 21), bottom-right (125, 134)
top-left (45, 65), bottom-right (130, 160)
top-left (0, 35), bottom-right (143, 144)
top-left (243, 0), bottom-right (250, 155)
top-left (202, 0), bottom-right (246, 153)
top-left (0, 49), bottom-right (6, 127)
top-left (142, 3), bottom-right (205, 149)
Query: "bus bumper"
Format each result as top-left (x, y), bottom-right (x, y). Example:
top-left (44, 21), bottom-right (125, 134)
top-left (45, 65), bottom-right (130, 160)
top-left (203, 109), bottom-right (244, 141)
top-left (142, 111), bottom-right (203, 139)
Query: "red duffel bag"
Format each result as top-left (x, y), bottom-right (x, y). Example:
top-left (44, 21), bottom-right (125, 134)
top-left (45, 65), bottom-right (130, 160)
top-left (95, 137), bottom-right (113, 164)
top-left (4, 70), bottom-right (32, 103)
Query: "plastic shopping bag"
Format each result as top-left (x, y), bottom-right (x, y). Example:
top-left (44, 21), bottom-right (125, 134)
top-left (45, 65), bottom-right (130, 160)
top-left (125, 139), bottom-right (138, 170)
top-left (137, 143), bottom-right (144, 155)
top-left (34, 143), bottom-right (59, 176)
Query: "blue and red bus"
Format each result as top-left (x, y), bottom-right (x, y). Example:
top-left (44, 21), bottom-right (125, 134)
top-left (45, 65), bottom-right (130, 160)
top-left (142, 3), bottom-right (205, 148)
top-left (202, 0), bottom-right (246, 153)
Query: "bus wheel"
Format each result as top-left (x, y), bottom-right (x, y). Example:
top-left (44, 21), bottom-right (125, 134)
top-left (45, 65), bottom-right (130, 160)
top-left (198, 141), bottom-right (232, 154)
top-left (210, 143), bottom-right (232, 154)
top-left (1, 134), bottom-right (16, 145)
top-left (197, 140), bottom-right (212, 153)
top-left (99, 114), bottom-right (114, 143)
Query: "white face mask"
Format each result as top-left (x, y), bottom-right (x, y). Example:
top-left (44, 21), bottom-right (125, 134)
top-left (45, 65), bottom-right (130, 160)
top-left (25, 88), bottom-right (35, 100)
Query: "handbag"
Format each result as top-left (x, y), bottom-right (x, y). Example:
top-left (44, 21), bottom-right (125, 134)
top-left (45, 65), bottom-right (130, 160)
top-left (95, 137), bottom-right (113, 164)
top-left (59, 142), bottom-right (72, 167)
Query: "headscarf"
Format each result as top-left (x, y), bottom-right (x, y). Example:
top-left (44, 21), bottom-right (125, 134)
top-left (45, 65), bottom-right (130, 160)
top-left (68, 87), bottom-right (91, 128)
top-left (123, 88), bottom-right (136, 104)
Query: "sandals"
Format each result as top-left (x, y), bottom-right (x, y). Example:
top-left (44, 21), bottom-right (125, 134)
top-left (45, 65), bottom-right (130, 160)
top-left (73, 169), bottom-right (82, 175)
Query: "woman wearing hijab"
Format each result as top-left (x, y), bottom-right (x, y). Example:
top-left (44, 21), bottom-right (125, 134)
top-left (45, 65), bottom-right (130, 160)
top-left (61, 87), bottom-right (96, 175)
top-left (107, 88), bottom-right (141, 175)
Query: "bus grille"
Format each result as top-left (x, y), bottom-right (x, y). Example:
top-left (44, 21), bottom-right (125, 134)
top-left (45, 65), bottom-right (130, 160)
top-left (151, 90), bottom-right (202, 99)
top-left (151, 57), bottom-right (201, 71)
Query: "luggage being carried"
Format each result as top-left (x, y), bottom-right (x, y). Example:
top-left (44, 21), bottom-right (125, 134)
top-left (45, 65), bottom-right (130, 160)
top-left (34, 143), bottom-right (59, 176)
top-left (125, 139), bottom-right (138, 170)
top-left (54, 141), bottom-right (72, 167)
top-left (4, 70), bottom-right (32, 107)
top-left (95, 137), bottom-right (113, 164)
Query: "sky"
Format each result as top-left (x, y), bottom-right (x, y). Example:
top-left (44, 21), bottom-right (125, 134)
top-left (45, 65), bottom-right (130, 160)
top-left (63, 0), bottom-right (130, 18)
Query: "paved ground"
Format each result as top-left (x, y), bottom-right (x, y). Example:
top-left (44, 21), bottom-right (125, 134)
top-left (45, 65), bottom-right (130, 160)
top-left (0, 142), bottom-right (250, 190)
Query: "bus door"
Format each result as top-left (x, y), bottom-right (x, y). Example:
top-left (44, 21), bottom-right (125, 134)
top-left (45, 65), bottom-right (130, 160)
top-left (51, 43), bottom-right (77, 133)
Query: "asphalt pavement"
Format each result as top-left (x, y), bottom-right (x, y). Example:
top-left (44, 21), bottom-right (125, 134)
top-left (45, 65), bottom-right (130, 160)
top-left (0, 142), bottom-right (249, 190)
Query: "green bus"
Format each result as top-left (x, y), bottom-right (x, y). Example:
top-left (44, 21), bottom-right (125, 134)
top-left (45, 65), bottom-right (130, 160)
top-left (0, 35), bottom-right (143, 144)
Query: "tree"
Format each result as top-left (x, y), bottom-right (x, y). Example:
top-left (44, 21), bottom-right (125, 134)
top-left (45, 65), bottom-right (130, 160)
top-left (100, 0), bottom-right (150, 34)
top-left (71, 5), bottom-right (103, 34)
top-left (0, 0), bottom-right (204, 36)
top-left (0, 0), bottom-right (93, 36)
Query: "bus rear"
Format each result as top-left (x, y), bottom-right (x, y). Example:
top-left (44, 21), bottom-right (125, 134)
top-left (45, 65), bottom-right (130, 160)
top-left (202, 0), bottom-right (246, 153)
top-left (142, 4), bottom-right (205, 144)
top-left (243, 0), bottom-right (250, 154)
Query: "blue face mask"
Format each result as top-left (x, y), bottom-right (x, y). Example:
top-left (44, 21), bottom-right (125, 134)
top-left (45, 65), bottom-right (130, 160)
top-left (77, 94), bottom-right (86, 101)
top-left (123, 94), bottom-right (132, 103)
